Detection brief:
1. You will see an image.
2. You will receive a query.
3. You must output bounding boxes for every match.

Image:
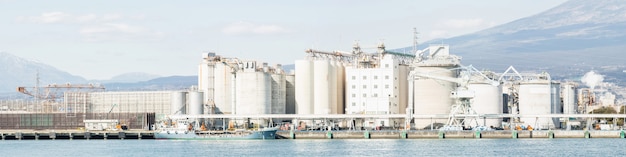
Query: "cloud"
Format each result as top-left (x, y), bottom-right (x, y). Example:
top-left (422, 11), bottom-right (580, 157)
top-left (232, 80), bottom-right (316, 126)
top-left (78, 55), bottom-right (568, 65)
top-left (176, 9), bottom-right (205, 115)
top-left (222, 21), bottom-right (290, 35)
top-left (80, 23), bottom-right (163, 41)
top-left (17, 12), bottom-right (136, 24)
top-left (428, 30), bottom-right (450, 39)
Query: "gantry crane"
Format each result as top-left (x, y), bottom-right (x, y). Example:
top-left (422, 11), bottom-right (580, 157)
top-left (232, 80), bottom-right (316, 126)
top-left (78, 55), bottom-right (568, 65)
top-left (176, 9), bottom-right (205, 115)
top-left (17, 83), bottom-right (105, 113)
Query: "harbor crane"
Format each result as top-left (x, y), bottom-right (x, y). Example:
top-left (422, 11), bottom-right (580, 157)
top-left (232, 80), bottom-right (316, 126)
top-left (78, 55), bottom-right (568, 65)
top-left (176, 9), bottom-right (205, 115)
top-left (17, 83), bottom-right (105, 113)
top-left (409, 65), bottom-right (499, 130)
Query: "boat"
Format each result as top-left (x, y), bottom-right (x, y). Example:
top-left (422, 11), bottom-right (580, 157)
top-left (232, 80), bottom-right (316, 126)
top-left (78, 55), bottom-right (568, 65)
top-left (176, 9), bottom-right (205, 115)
top-left (154, 118), bottom-right (278, 140)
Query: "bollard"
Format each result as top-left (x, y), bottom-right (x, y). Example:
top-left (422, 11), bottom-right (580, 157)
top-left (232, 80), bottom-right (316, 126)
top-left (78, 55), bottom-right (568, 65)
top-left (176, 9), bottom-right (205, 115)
top-left (326, 131), bottom-right (333, 139)
top-left (474, 131), bottom-right (481, 139)
top-left (585, 131), bottom-right (591, 138)
top-left (138, 132), bottom-right (142, 140)
top-left (364, 131), bottom-right (371, 139)
top-left (438, 131), bottom-right (445, 139)
top-left (104, 133), bottom-right (108, 140)
top-left (1, 133), bottom-right (4, 140)
top-left (50, 132), bottom-right (56, 140)
top-left (84, 132), bottom-right (91, 140)
top-left (289, 130), bottom-right (295, 139)
top-left (16, 132), bottom-right (22, 140)
top-left (512, 130), bottom-right (518, 139)
top-left (548, 130), bottom-right (554, 139)
top-left (35, 133), bottom-right (39, 140)
top-left (69, 133), bottom-right (73, 140)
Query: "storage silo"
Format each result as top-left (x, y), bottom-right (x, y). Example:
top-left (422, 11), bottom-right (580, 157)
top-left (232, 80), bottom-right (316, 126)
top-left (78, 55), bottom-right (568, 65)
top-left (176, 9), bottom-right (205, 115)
top-left (329, 61), bottom-right (338, 114)
top-left (412, 66), bottom-right (457, 129)
top-left (236, 71), bottom-right (271, 115)
top-left (214, 63), bottom-right (233, 114)
top-left (314, 60), bottom-right (331, 114)
top-left (468, 83), bottom-right (502, 127)
top-left (550, 82), bottom-right (562, 128)
top-left (286, 75), bottom-right (296, 114)
top-left (562, 83), bottom-right (578, 114)
top-left (518, 82), bottom-right (553, 129)
top-left (188, 91), bottom-right (204, 115)
top-left (295, 60), bottom-right (314, 114)
top-left (271, 71), bottom-right (286, 114)
top-left (170, 91), bottom-right (187, 115)
top-left (335, 61), bottom-right (345, 114)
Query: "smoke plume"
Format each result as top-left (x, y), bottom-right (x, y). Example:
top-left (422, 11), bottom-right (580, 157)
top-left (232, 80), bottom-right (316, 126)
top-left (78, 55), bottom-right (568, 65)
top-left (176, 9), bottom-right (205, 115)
top-left (581, 71), bottom-right (604, 89)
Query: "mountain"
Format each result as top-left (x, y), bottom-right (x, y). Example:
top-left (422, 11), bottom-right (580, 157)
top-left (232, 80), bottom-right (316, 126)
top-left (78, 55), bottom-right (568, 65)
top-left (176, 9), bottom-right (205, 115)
top-left (103, 75), bottom-right (197, 91)
top-left (0, 51), bottom-right (87, 93)
top-left (398, 0), bottom-right (626, 84)
top-left (95, 72), bottom-right (161, 83)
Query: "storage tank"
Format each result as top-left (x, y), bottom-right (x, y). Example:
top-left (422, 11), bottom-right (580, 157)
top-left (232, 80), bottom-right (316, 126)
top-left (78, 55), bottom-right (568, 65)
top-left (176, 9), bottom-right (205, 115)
top-left (413, 66), bottom-right (457, 129)
top-left (271, 72), bottom-right (286, 114)
top-left (335, 61), bottom-right (345, 114)
top-left (188, 91), bottom-right (204, 115)
top-left (198, 59), bottom-right (215, 107)
top-left (518, 82), bottom-right (553, 129)
top-left (295, 60), bottom-right (314, 114)
top-left (329, 61), bottom-right (338, 114)
top-left (550, 82), bottom-right (562, 128)
top-left (214, 63), bottom-right (233, 114)
top-left (236, 71), bottom-right (271, 115)
top-left (286, 75), bottom-right (296, 114)
top-left (314, 60), bottom-right (331, 114)
top-left (562, 83), bottom-right (578, 114)
top-left (468, 83), bottom-right (502, 127)
top-left (170, 91), bottom-right (187, 115)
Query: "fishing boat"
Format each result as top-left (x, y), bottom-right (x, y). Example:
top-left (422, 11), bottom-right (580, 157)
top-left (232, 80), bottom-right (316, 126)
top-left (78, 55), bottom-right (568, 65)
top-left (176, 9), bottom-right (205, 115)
top-left (154, 118), bottom-right (277, 140)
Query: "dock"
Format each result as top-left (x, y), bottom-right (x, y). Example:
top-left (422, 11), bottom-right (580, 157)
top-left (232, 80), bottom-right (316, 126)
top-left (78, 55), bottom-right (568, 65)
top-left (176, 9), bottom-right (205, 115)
top-left (0, 130), bottom-right (154, 140)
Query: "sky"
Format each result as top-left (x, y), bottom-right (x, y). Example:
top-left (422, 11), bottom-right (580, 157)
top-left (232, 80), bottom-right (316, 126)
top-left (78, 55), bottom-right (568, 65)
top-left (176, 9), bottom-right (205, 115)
top-left (0, 0), bottom-right (568, 80)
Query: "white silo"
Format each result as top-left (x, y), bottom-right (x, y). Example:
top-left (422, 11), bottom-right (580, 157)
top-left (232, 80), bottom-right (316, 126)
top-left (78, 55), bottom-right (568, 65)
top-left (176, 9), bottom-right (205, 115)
top-left (562, 83), bottom-right (578, 114)
top-left (314, 60), bottom-right (331, 114)
top-left (286, 75), bottom-right (296, 114)
top-left (295, 60), bottom-right (314, 114)
top-left (518, 82), bottom-right (554, 129)
top-left (412, 66), bottom-right (457, 129)
top-left (329, 61), bottom-right (338, 114)
top-left (188, 91), bottom-right (204, 115)
top-left (170, 91), bottom-right (187, 115)
top-left (214, 63), bottom-right (233, 114)
top-left (550, 82), bottom-right (562, 128)
top-left (468, 83), bottom-right (502, 127)
top-left (271, 71), bottom-right (286, 114)
top-left (335, 61), bottom-right (345, 114)
top-left (198, 53), bottom-right (215, 108)
top-left (236, 70), bottom-right (271, 115)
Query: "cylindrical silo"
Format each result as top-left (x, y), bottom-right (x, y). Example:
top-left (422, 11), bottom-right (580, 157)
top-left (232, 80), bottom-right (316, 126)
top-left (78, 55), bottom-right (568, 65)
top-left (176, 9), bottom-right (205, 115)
top-left (170, 91), bottom-right (187, 115)
top-left (550, 82), bottom-right (562, 128)
top-left (518, 82), bottom-right (553, 129)
top-left (468, 83), bottom-right (502, 128)
top-left (314, 60), bottom-right (331, 114)
top-left (188, 91), bottom-right (204, 115)
top-left (286, 75), bottom-right (296, 114)
top-left (295, 60), bottom-right (314, 115)
top-left (329, 61), bottom-right (338, 114)
top-left (335, 61), bottom-right (345, 114)
top-left (236, 71), bottom-right (271, 115)
top-left (562, 83), bottom-right (577, 114)
top-left (271, 73), bottom-right (286, 114)
top-left (214, 63), bottom-right (233, 114)
top-left (413, 66), bottom-right (457, 129)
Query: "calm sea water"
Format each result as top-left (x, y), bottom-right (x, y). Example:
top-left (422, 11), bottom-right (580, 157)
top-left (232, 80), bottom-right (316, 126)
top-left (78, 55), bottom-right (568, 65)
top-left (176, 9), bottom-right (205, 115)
top-left (1, 139), bottom-right (625, 156)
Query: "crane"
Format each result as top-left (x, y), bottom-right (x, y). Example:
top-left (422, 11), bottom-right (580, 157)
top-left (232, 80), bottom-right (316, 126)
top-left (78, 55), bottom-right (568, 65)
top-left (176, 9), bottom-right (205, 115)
top-left (17, 83), bottom-right (105, 113)
top-left (409, 65), bottom-right (499, 130)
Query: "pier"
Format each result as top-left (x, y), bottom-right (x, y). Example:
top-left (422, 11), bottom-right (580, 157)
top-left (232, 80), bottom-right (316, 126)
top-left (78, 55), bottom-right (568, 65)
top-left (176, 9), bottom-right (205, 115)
top-left (276, 130), bottom-right (626, 139)
top-left (0, 130), bottom-right (153, 140)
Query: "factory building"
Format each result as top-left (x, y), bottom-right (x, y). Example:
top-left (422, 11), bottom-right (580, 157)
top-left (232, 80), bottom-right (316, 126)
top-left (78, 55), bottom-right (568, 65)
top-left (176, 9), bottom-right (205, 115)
top-left (345, 53), bottom-right (410, 127)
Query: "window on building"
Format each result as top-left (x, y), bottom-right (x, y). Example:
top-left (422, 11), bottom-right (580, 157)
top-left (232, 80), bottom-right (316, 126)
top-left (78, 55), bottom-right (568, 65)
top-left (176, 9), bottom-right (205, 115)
top-left (352, 85), bottom-right (355, 89)
top-left (373, 93), bottom-right (378, 97)
top-left (385, 84), bottom-right (390, 89)
top-left (394, 103), bottom-right (397, 106)
top-left (363, 76), bottom-right (367, 80)
top-left (363, 93), bottom-right (367, 97)
top-left (352, 102), bottom-right (356, 106)
top-left (374, 76), bottom-right (378, 79)
top-left (352, 76), bottom-right (356, 80)
top-left (363, 85), bottom-right (367, 89)
top-left (374, 85), bottom-right (378, 89)
top-left (385, 75), bottom-right (389, 80)
top-left (395, 77), bottom-right (397, 80)
top-left (385, 64), bottom-right (389, 68)
top-left (352, 94), bottom-right (356, 98)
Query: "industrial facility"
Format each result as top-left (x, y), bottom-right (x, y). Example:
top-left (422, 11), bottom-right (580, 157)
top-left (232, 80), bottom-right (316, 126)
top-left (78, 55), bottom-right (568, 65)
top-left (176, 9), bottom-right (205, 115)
top-left (2, 39), bottom-right (625, 132)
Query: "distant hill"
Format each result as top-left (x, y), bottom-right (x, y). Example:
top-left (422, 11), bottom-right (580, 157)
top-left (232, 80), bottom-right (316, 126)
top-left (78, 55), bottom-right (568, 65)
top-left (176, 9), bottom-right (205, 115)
top-left (103, 75), bottom-right (197, 91)
top-left (95, 72), bottom-right (161, 83)
top-left (0, 51), bottom-right (87, 93)
top-left (396, 0), bottom-right (626, 85)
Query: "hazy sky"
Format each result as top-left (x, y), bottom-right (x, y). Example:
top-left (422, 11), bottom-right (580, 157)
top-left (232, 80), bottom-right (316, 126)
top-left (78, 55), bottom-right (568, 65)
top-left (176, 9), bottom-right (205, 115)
top-left (0, 0), bottom-right (568, 80)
